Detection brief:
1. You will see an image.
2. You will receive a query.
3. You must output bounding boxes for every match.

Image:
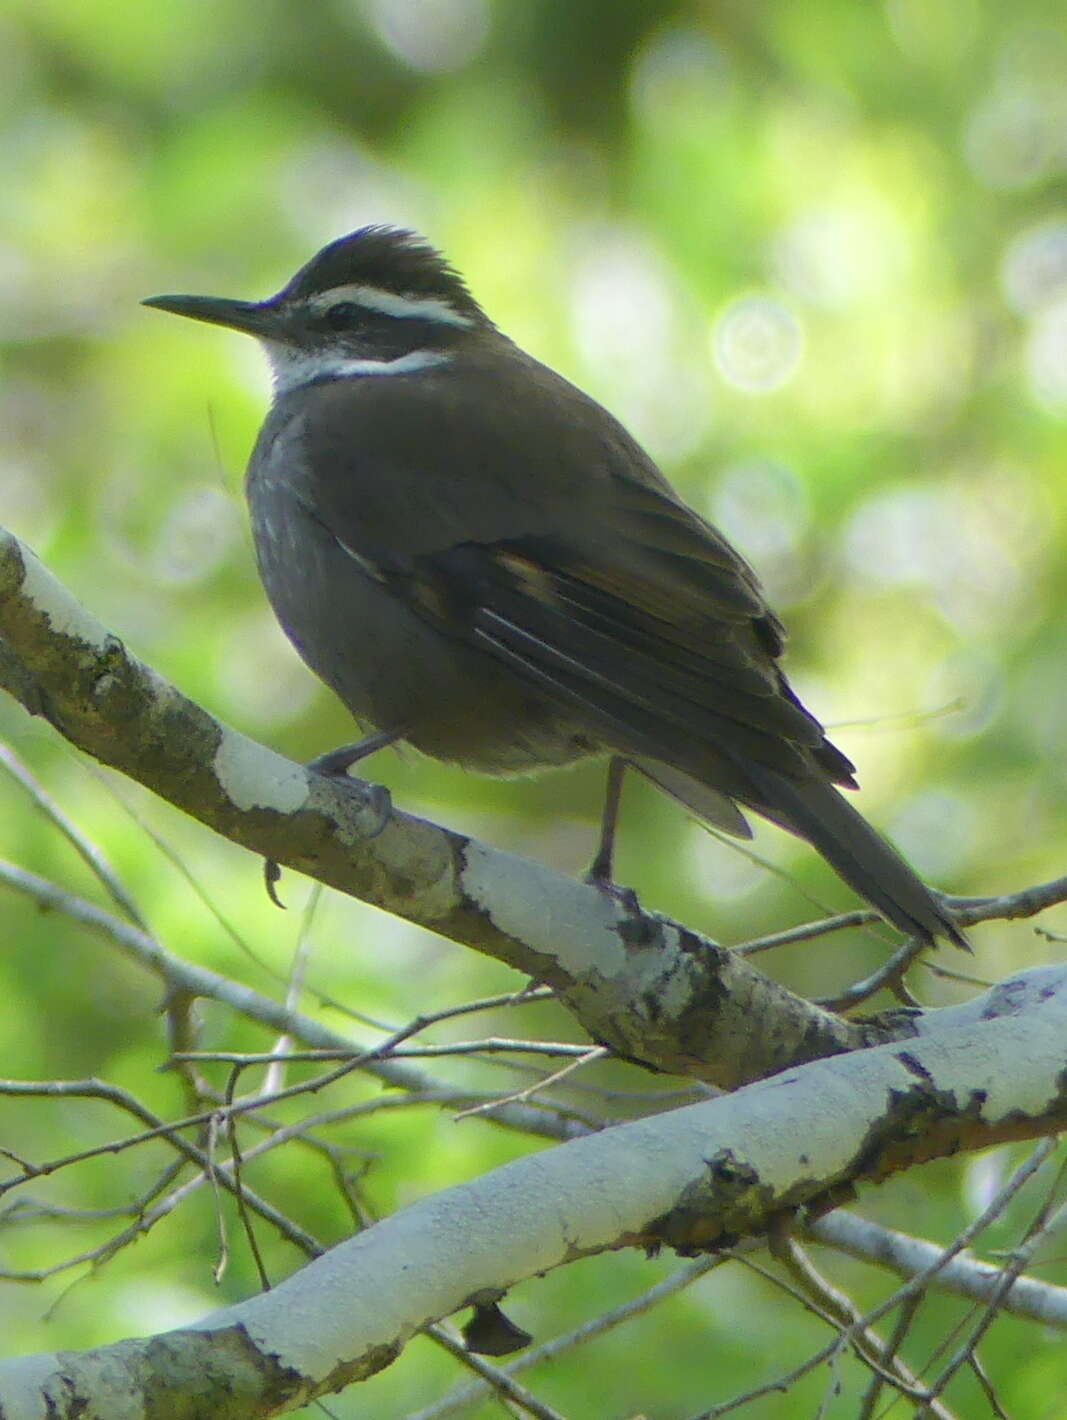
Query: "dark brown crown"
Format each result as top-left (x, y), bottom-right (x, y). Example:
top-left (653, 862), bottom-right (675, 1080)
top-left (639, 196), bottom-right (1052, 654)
top-left (280, 226), bottom-right (485, 322)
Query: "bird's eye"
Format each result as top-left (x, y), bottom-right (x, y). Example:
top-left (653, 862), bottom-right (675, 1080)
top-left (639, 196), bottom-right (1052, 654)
top-left (324, 301), bottom-right (358, 329)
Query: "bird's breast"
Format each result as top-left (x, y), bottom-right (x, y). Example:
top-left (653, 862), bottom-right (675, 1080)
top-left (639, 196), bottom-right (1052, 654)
top-left (244, 426), bottom-right (599, 775)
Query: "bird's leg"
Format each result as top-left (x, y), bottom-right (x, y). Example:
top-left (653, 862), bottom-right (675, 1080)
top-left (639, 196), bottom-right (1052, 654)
top-left (265, 727), bottom-right (405, 906)
top-left (307, 727), bottom-right (406, 780)
top-left (585, 757), bottom-right (640, 914)
top-left (306, 726), bottom-right (403, 837)
top-left (587, 756), bottom-right (625, 885)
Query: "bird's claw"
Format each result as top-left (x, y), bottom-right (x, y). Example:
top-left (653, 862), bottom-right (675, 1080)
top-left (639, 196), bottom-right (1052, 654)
top-left (584, 868), bottom-right (642, 918)
top-left (264, 857), bottom-right (285, 909)
top-left (262, 778), bottom-right (391, 907)
top-left (361, 782), bottom-right (392, 838)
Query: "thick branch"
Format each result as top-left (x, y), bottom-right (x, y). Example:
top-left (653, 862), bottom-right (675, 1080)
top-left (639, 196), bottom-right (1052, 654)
top-left (3, 964), bottom-right (1065, 1418)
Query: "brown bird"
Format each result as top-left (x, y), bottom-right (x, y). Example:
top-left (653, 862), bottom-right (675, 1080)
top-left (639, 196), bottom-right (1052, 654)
top-left (145, 227), bottom-right (965, 947)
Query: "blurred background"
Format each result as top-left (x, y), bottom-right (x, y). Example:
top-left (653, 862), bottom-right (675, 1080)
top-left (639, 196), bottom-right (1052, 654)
top-left (1, 1), bottom-right (1066, 1415)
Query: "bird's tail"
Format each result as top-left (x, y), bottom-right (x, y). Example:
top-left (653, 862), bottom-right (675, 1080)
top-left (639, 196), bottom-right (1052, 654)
top-left (639, 758), bottom-right (968, 950)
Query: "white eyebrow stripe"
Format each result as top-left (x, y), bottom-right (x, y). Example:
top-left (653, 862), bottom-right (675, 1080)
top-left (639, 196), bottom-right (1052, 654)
top-left (306, 283), bottom-right (473, 328)
top-left (262, 343), bottom-right (450, 394)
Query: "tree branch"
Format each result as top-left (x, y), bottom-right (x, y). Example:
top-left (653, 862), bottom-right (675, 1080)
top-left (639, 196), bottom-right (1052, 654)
top-left (1, 964), bottom-right (1064, 1417)
top-left (0, 525), bottom-right (862, 1089)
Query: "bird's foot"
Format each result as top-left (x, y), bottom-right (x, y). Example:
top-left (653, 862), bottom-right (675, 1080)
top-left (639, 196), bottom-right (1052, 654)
top-left (584, 864), bottom-right (642, 918)
top-left (263, 734), bottom-right (400, 907)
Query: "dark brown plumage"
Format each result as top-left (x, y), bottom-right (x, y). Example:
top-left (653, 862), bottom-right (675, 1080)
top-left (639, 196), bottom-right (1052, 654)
top-left (146, 227), bottom-right (966, 948)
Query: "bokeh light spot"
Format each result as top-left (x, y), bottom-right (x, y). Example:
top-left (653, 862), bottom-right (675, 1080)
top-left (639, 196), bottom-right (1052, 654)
top-left (843, 475), bottom-right (1042, 635)
top-left (707, 461), bottom-right (813, 604)
top-left (888, 788), bottom-right (975, 876)
top-left (365, 0), bottom-right (490, 74)
top-left (712, 295), bottom-right (804, 393)
top-left (1001, 218), bottom-right (1067, 316)
top-left (567, 225), bottom-right (711, 458)
top-left (1025, 296), bottom-right (1067, 411)
top-left (149, 486), bottom-right (240, 586)
top-left (773, 206), bottom-right (906, 309)
top-left (963, 84), bottom-right (1056, 190)
top-left (629, 25), bottom-right (732, 123)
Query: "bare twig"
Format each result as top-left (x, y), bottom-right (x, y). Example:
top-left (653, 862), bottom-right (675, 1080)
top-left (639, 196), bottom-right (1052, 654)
top-left (422, 1325), bottom-right (569, 1420)
top-left (734, 910), bottom-right (875, 955)
top-left (0, 1079), bottom-right (321, 1269)
top-left (0, 860), bottom-right (584, 1140)
top-left (918, 1156), bottom-right (1067, 1412)
top-left (411, 1258), bottom-right (723, 1420)
top-left (177, 1040), bottom-right (596, 1065)
top-left (0, 742), bottom-right (148, 929)
top-left (688, 1140), bottom-right (1059, 1418)
top-left (454, 1047), bottom-right (609, 1120)
top-left (856, 1292), bottom-right (926, 1420)
top-left (807, 1208), bottom-right (1067, 1329)
top-left (765, 1230), bottom-right (957, 1417)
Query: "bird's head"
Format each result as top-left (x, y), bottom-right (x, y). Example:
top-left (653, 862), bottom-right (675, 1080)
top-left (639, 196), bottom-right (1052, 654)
top-left (144, 225), bottom-right (491, 393)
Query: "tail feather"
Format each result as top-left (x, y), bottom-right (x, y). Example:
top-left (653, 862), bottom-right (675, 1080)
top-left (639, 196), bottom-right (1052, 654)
top-left (631, 759), bottom-right (752, 838)
top-left (742, 766), bottom-right (968, 949)
top-left (643, 756), bottom-right (968, 950)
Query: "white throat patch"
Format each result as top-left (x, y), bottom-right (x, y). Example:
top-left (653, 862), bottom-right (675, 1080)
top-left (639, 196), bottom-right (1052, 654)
top-left (262, 342), bottom-right (449, 394)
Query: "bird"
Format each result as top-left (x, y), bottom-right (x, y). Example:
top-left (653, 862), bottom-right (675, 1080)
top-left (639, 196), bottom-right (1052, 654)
top-left (144, 225), bottom-right (965, 948)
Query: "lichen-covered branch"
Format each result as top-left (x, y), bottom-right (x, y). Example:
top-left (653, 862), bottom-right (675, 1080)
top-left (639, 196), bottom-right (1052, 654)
top-left (2, 963), bottom-right (1064, 1418)
top-left (0, 525), bottom-right (859, 1088)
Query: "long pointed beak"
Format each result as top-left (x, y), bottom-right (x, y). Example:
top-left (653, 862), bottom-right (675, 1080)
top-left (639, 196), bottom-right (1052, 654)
top-left (141, 293), bottom-right (278, 338)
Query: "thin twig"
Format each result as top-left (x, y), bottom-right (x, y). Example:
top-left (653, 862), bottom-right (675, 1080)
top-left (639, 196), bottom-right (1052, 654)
top-left (687, 1139), bottom-right (1058, 1418)
top-left (856, 1292), bottom-right (925, 1420)
top-left (918, 1156), bottom-right (1067, 1412)
top-left (411, 1258), bottom-right (722, 1420)
top-left (422, 1325), bottom-right (569, 1420)
top-left (224, 1067), bottom-right (272, 1291)
top-left (177, 1040), bottom-right (596, 1065)
top-left (734, 910), bottom-right (875, 956)
top-left (0, 742), bottom-right (148, 930)
top-left (454, 1047), bottom-right (609, 1120)
top-left (0, 860), bottom-right (583, 1141)
top-left (765, 1230), bottom-right (957, 1417)
top-left (0, 1077), bottom-right (322, 1257)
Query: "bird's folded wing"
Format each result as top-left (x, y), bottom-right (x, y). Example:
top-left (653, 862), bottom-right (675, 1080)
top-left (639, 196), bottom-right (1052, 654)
top-left (413, 529), bottom-right (855, 796)
top-left (285, 364), bottom-right (857, 805)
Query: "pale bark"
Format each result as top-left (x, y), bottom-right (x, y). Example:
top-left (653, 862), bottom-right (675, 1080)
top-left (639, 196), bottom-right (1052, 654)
top-left (1, 965), bottom-right (1065, 1417)
top-left (0, 526), bottom-right (859, 1088)
top-left (4, 526), bottom-right (1067, 1418)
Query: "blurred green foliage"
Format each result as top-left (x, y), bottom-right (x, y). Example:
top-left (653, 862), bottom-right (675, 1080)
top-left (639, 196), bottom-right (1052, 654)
top-left (1, 1), bottom-right (1066, 1415)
